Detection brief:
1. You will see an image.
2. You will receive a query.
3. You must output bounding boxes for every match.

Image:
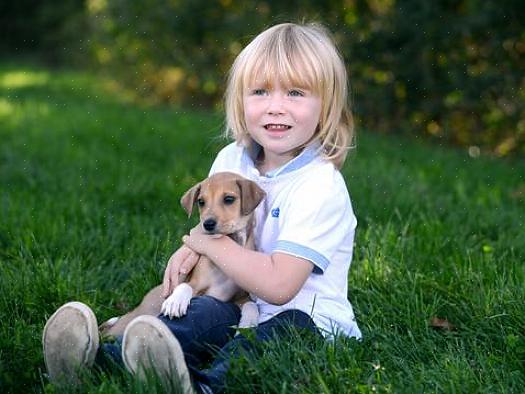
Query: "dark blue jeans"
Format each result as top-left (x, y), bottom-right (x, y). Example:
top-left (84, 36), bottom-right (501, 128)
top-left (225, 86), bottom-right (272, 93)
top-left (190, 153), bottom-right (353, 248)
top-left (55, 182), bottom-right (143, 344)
top-left (99, 296), bottom-right (320, 393)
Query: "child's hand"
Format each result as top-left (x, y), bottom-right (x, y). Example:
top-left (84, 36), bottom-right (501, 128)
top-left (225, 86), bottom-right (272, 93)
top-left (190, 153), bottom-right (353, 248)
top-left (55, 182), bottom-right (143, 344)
top-left (182, 227), bottom-right (224, 255)
top-left (161, 244), bottom-right (200, 298)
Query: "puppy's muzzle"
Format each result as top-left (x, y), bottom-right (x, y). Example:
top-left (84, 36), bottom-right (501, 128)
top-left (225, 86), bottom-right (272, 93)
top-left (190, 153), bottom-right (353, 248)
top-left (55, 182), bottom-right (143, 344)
top-left (203, 218), bottom-right (217, 233)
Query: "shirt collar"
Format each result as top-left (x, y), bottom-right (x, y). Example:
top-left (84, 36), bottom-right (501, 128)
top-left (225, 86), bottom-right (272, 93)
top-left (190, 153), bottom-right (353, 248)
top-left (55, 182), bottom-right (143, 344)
top-left (244, 141), bottom-right (322, 178)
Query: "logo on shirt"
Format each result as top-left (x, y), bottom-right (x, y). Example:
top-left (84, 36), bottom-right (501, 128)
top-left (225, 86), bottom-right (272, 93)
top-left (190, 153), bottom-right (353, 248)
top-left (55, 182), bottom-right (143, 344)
top-left (271, 208), bottom-right (280, 218)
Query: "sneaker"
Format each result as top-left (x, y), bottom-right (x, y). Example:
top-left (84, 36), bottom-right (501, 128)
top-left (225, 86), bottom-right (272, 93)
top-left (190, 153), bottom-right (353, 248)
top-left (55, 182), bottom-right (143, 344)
top-left (42, 301), bottom-right (99, 383)
top-left (122, 315), bottom-right (194, 393)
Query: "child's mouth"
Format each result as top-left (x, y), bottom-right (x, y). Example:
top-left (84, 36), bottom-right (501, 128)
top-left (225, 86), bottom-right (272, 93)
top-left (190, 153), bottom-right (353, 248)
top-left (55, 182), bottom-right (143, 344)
top-left (264, 124), bottom-right (291, 131)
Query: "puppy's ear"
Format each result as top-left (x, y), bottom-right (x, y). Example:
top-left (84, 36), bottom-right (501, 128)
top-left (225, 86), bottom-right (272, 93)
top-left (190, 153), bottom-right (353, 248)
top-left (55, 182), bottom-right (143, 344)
top-left (180, 183), bottom-right (201, 217)
top-left (236, 179), bottom-right (265, 215)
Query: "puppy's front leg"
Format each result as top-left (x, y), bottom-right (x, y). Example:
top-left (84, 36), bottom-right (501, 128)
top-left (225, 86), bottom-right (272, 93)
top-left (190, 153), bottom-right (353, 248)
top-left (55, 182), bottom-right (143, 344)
top-left (161, 283), bottom-right (194, 318)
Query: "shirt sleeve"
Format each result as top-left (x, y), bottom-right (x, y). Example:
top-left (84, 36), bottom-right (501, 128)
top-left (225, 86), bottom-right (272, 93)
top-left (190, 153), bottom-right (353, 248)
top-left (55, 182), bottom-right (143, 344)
top-left (273, 175), bottom-right (356, 274)
top-left (208, 149), bottom-right (225, 176)
top-left (208, 142), bottom-right (243, 176)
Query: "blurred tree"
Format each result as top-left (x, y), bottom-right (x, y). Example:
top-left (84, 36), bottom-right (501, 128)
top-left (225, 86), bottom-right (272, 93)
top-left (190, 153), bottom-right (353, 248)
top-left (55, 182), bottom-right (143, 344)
top-left (0, 0), bottom-right (86, 62)
top-left (344, 0), bottom-right (525, 156)
top-left (1, 0), bottom-right (523, 155)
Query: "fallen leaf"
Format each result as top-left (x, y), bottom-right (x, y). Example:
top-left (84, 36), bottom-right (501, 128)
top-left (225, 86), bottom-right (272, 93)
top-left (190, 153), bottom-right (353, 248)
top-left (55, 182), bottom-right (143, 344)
top-left (116, 301), bottom-right (130, 311)
top-left (430, 316), bottom-right (456, 331)
top-left (510, 184), bottom-right (525, 199)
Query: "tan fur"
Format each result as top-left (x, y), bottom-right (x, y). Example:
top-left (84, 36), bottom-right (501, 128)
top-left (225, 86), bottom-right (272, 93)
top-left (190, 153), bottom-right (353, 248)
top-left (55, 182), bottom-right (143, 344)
top-left (99, 172), bottom-right (264, 338)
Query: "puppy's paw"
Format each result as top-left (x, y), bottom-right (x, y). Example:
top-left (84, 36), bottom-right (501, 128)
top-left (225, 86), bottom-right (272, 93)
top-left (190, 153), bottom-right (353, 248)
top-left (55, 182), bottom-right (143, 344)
top-left (101, 316), bottom-right (119, 328)
top-left (99, 317), bottom-right (119, 334)
top-left (238, 301), bottom-right (259, 328)
top-left (161, 283), bottom-right (193, 318)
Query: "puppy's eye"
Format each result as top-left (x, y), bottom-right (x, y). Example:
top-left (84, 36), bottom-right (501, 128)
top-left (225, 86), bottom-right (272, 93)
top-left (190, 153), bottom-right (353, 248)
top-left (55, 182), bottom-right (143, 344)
top-left (223, 196), bottom-right (236, 205)
top-left (197, 198), bottom-right (205, 207)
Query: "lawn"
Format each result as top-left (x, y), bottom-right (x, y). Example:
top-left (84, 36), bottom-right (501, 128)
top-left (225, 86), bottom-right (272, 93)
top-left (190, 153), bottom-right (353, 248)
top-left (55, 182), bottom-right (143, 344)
top-left (1, 63), bottom-right (524, 393)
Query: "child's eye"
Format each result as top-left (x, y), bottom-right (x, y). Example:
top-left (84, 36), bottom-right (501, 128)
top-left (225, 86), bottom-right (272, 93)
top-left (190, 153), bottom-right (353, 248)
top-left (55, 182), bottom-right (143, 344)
top-left (288, 89), bottom-right (304, 97)
top-left (252, 89), bottom-right (268, 96)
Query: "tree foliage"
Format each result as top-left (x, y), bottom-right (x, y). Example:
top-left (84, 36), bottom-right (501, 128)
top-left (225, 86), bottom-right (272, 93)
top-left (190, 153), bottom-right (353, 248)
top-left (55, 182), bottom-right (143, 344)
top-left (0, 0), bottom-right (85, 61)
top-left (2, 0), bottom-right (524, 155)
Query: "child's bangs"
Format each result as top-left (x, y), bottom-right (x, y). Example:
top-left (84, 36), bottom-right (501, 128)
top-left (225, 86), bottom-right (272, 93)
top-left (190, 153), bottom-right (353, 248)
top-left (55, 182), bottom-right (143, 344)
top-left (242, 36), bottom-right (322, 93)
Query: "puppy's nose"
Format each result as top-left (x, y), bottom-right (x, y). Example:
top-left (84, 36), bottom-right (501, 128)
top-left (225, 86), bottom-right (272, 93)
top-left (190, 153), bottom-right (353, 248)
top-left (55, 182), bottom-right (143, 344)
top-left (203, 218), bottom-right (217, 232)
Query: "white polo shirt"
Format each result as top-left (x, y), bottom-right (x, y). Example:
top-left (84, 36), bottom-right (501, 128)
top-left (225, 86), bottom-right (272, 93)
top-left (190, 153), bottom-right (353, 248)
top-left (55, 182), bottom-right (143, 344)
top-left (209, 142), bottom-right (361, 338)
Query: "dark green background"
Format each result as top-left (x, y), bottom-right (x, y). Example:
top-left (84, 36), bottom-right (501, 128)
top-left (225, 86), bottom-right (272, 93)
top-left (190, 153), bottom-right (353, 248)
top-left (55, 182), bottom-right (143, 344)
top-left (2, 1), bottom-right (524, 153)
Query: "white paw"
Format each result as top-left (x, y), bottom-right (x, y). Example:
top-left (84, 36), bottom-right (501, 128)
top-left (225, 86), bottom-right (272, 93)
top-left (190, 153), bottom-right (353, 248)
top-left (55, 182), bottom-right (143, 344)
top-left (238, 301), bottom-right (259, 328)
top-left (99, 316), bottom-right (119, 334)
top-left (105, 317), bottom-right (120, 326)
top-left (161, 283), bottom-right (193, 318)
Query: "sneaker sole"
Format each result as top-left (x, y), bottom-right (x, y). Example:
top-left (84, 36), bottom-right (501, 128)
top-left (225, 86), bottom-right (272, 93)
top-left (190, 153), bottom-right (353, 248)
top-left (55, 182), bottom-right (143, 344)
top-left (122, 315), bottom-right (193, 393)
top-left (42, 301), bottom-right (99, 383)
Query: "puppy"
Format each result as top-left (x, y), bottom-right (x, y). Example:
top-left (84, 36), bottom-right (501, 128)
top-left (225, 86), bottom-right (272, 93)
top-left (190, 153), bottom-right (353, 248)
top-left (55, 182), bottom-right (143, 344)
top-left (99, 172), bottom-right (264, 338)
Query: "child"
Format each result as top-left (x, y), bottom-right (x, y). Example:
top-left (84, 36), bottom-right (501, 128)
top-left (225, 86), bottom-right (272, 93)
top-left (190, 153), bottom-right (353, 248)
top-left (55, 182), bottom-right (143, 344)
top-left (43, 22), bottom-right (361, 393)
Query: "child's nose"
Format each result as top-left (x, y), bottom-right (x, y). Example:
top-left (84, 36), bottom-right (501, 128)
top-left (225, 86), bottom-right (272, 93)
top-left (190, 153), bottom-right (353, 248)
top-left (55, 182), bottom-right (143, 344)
top-left (266, 94), bottom-right (285, 114)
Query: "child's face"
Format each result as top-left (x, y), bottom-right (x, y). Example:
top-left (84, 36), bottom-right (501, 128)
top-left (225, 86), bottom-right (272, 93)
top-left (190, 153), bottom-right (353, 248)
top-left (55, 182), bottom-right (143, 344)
top-left (243, 78), bottom-right (321, 168)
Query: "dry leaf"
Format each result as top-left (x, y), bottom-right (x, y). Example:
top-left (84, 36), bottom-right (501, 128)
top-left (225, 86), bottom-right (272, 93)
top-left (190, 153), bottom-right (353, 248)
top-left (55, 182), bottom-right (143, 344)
top-left (430, 316), bottom-right (456, 331)
top-left (115, 301), bottom-right (130, 311)
top-left (510, 185), bottom-right (525, 199)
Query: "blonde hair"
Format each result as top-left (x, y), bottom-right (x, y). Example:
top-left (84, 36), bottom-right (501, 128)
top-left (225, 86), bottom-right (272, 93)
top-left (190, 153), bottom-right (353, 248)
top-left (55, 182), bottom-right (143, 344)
top-left (224, 22), bottom-right (354, 168)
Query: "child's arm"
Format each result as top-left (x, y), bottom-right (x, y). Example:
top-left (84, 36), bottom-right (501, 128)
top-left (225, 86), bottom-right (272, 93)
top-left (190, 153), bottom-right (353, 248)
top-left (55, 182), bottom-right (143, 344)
top-left (161, 245), bottom-right (200, 297)
top-left (182, 231), bottom-right (313, 305)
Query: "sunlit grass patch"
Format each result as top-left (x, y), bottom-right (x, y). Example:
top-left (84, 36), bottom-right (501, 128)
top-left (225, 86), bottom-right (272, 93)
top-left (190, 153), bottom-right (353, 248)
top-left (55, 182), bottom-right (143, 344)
top-left (0, 69), bottom-right (49, 89)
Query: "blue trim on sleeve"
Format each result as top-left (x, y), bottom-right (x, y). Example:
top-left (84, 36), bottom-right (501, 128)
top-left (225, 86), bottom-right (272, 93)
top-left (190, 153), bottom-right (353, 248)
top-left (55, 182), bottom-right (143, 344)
top-left (273, 240), bottom-right (329, 274)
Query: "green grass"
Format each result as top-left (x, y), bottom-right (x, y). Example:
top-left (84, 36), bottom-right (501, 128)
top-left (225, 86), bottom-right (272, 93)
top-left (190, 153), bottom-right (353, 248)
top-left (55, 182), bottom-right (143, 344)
top-left (1, 63), bottom-right (524, 393)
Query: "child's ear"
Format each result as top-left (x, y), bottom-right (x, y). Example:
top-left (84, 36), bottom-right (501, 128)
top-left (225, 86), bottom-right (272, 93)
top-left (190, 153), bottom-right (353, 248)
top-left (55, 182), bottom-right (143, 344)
top-left (236, 179), bottom-right (266, 215)
top-left (180, 183), bottom-right (201, 217)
